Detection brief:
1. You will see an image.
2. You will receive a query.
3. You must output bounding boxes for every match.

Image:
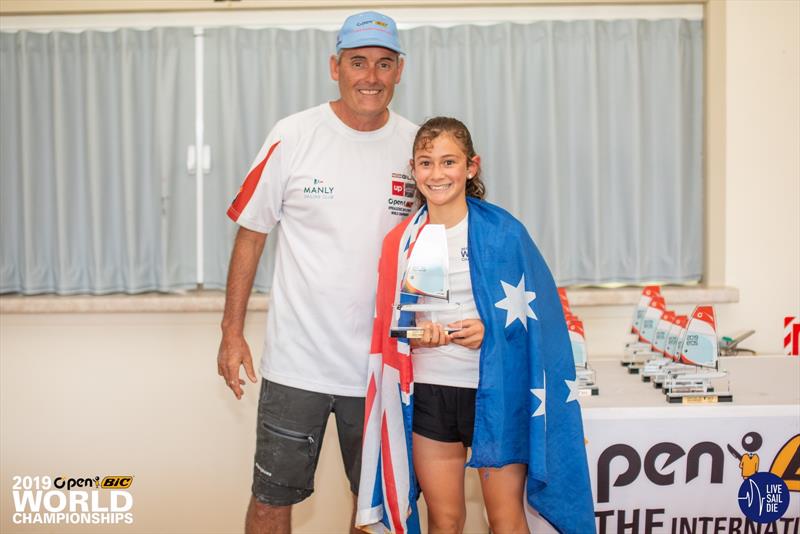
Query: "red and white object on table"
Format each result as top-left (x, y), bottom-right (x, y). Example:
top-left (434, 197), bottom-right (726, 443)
top-left (785, 316), bottom-right (800, 356)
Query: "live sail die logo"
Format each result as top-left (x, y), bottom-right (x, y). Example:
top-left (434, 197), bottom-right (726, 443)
top-left (11, 474), bottom-right (135, 525)
top-left (738, 472), bottom-right (790, 523)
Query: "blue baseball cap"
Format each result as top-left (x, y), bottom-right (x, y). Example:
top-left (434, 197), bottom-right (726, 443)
top-left (336, 11), bottom-right (404, 55)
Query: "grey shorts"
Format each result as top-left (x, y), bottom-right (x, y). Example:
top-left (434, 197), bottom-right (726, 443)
top-left (252, 379), bottom-right (365, 506)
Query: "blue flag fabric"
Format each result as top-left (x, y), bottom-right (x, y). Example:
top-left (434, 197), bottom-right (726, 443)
top-left (464, 197), bottom-right (595, 533)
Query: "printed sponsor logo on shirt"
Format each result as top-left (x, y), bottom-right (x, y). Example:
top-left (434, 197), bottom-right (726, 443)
top-left (461, 247), bottom-right (469, 261)
top-left (304, 178), bottom-right (335, 200)
top-left (387, 173), bottom-right (414, 216)
top-left (391, 173), bottom-right (415, 198)
top-left (387, 198), bottom-right (413, 217)
top-left (391, 181), bottom-right (405, 197)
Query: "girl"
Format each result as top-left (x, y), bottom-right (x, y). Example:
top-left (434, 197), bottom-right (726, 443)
top-left (358, 117), bottom-right (594, 534)
top-left (407, 118), bottom-right (527, 534)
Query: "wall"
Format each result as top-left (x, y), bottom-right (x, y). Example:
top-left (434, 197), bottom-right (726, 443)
top-left (716, 0), bottom-right (800, 354)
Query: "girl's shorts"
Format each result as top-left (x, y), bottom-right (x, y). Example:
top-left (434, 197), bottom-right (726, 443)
top-left (412, 382), bottom-right (476, 447)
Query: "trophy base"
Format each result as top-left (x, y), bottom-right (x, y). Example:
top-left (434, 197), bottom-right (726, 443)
top-left (666, 391), bottom-right (733, 404)
top-left (390, 327), bottom-right (461, 339)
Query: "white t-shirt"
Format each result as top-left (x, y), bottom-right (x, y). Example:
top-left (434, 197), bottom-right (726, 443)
top-left (228, 103), bottom-right (417, 396)
top-left (413, 215), bottom-right (481, 389)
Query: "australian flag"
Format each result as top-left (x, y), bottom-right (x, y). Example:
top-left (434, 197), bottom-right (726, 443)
top-left (357, 198), bottom-right (595, 534)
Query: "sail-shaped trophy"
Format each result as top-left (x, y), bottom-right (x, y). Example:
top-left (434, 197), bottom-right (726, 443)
top-left (622, 285), bottom-right (662, 366)
top-left (663, 305), bottom-right (733, 403)
top-left (558, 288), bottom-right (598, 395)
top-left (389, 224), bottom-right (462, 339)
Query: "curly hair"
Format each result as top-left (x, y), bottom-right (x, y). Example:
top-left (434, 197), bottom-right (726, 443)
top-left (411, 117), bottom-right (486, 205)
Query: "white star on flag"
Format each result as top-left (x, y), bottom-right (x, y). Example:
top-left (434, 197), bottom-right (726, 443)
top-left (565, 379), bottom-right (579, 403)
top-left (531, 386), bottom-right (546, 418)
top-left (494, 274), bottom-right (537, 329)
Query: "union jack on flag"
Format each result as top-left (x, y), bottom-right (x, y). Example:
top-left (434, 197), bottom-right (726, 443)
top-left (356, 207), bottom-right (428, 534)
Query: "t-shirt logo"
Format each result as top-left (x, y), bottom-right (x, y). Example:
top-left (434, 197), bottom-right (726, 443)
top-left (391, 173), bottom-right (415, 198)
top-left (387, 173), bottom-right (414, 217)
top-left (304, 178), bottom-right (335, 200)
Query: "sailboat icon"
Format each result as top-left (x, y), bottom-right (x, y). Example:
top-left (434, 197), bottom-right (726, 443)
top-left (738, 478), bottom-right (764, 515)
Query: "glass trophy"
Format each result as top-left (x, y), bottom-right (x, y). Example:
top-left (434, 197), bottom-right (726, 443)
top-left (569, 319), bottom-right (599, 396)
top-left (664, 306), bottom-right (733, 404)
top-left (389, 224), bottom-right (463, 339)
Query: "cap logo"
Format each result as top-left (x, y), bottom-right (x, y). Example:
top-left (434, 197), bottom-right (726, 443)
top-left (355, 20), bottom-right (388, 28)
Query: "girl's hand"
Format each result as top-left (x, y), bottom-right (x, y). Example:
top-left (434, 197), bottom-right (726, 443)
top-left (448, 319), bottom-right (485, 350)
top-left (410, 320), bottom-right (451, 348)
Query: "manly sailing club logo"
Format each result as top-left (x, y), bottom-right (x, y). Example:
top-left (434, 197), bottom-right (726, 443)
top-left (303, 178), bottom-right (335, 200)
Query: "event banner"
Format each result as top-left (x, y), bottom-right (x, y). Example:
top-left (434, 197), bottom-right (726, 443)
top-left (528, 405), bottom-right (800, 533)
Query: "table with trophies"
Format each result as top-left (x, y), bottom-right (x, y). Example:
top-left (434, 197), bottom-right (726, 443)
top-left (566, 355), bottom-right (799, 534)
top-left (546, 286), bottom-right (800, 533)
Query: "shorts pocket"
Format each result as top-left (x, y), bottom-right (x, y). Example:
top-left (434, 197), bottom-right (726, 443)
top-left (255, 419), bottom-right (318, 491)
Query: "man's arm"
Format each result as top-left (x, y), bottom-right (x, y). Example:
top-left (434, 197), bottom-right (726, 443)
top-left (217, 226), bottom-right (268, 399)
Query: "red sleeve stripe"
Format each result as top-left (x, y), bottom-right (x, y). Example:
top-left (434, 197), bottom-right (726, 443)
top-left (227, 140), bottom-right (281, 222)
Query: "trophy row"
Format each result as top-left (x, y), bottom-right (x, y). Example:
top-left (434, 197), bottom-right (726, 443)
top-left (622, 285), bottom-right (734, 404)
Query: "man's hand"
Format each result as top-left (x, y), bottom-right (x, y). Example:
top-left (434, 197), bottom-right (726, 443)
top-left (448, 318), bottom-right (485, 350)
top-left (218, 333), bottom-right (258, 400)
top-left (410, 320), bottom-right (451, 349)
top-left (218, 227), bottom-right (267, 400)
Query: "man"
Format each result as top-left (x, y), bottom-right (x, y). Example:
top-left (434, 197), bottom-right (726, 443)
top-left (217, 11), bottom-right (417, 534)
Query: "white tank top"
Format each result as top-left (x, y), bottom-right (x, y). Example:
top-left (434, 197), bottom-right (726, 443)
top-left (412, 215), bottom-right (481, 389)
